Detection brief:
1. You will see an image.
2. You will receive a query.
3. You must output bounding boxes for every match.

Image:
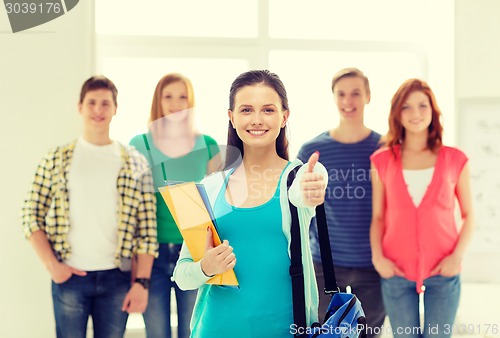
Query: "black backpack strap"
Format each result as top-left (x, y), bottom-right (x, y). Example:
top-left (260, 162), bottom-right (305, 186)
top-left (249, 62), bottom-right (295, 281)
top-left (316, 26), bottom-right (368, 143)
top-left (316, 203), bottom-right (340, 295)
top-left (287, 163), bottom-right (340, 334)
top-left (287, 166), bottom-right (307, 336)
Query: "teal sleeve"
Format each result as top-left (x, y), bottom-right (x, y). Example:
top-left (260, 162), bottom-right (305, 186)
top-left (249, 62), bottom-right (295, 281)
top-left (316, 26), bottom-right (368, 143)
top-left (129, 134), bottom-right (149, 158)
top-left (172, 242), bottom-right (211, 290)
top-left (203, 135), bottom-right (220, 160)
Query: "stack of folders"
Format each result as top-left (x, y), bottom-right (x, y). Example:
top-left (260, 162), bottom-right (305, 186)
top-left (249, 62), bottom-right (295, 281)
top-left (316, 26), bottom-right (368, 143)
top-left (159, 182), bottom-right (239, 286)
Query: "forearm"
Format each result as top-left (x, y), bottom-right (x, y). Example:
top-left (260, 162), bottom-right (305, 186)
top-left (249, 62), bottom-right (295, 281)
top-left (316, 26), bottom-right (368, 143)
top-left (134, 254), bottom-right (154, 279)
top-left (452, 162), bottom-right (474, 260)
top-left (370, 219), bottom-right (385, 261)
top-left (172, 243), bottom-right (211, 290)
top-left (452, 214), bottom-right (474, 259)
top-left (29, 230), bottom-right (59, 272)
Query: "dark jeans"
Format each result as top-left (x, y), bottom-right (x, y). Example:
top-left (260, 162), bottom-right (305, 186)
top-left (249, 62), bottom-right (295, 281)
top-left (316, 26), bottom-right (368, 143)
top-left (314, 262), bottom-right (386, 338)
top-left (52, 268), bottom-right (131, 338)
top-left (143, 243), bottom-right (197, 338)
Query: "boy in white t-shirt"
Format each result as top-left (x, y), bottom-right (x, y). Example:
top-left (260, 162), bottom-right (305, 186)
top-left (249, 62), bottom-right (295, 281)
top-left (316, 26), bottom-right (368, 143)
top-left (21, 76), bottom-right (158, 338)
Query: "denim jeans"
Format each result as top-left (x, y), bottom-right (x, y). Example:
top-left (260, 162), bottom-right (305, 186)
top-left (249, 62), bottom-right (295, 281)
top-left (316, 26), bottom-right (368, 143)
top-left (143, 243), bottom-right (197, 338)
top-left (314, 262), bottom-right (386, 338)
top-left (381, 275), bottom-right (461, 338)
top-left (52, 268), bottom-right (131, 338)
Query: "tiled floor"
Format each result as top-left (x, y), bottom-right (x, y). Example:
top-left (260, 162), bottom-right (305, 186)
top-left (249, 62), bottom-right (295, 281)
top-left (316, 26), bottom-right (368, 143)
top-left (118, 283), bottom-right (500, 338)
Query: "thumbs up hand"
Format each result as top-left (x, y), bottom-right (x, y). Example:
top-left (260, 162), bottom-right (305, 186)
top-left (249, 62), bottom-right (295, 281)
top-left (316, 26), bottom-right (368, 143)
top-left (200, 227), bottom-right (236, 277)
top-left (301, 151), bottom-right (326, 207)
top-left (307, 150), bottom-right (319, 173)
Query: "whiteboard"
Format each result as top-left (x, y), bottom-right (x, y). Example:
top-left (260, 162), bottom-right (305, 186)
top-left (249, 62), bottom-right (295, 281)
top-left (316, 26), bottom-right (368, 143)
top-left (458, 99), bottom-right (500, 254)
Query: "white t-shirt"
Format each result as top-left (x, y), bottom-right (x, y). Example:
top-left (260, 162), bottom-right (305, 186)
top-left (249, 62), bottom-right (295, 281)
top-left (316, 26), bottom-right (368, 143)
top-left (65, 137), bottom-right (122, 271)
top-left (403, 167), bottom-right (435, 207)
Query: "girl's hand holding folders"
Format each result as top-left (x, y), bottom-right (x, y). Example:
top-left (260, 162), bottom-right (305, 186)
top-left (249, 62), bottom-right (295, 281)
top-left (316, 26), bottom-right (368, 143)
top-left (201, 227), bottom-right (237, 277)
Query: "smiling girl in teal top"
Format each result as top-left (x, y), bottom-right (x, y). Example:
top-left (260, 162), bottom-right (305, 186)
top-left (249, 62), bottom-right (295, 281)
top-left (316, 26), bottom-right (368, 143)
top-left (193, 163), bottom-right (292, 337)
top-left (173, 70), bottom-right (328, 337)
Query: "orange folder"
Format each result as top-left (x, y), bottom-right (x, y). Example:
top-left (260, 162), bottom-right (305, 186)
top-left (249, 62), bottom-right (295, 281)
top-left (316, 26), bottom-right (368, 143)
top-left (158, 182), bottom-right (238, 286)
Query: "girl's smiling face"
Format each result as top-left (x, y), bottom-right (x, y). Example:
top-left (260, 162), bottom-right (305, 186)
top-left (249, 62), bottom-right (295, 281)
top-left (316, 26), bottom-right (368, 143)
top-left (228, 83), bottom-right (288, 151)
top-left (400, 90), bottom-right (432, 135)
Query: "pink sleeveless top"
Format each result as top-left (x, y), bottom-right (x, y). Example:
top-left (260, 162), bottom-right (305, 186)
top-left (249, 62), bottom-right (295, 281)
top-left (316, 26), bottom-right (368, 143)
top-left (371, 145), bottom-right (468, 293)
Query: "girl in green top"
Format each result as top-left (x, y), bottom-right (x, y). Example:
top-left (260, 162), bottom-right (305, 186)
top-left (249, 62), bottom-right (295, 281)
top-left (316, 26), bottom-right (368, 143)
top-left (130, 73), bottom-right (220, 338)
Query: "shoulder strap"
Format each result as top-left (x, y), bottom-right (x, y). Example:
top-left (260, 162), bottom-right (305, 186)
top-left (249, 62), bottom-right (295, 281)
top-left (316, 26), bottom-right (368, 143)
top-left (142, 134), bottom-right (155, 164)
top-left (142, 134), bottom-right (168, 182)
top-left (287, 167), bottom-right (307, 334)
top-left (287, 165), bottom-right (339, 333)
top-left (316, 203), bottom-right (339, 294)
top-left (202, 135), bottom-right (213, 159)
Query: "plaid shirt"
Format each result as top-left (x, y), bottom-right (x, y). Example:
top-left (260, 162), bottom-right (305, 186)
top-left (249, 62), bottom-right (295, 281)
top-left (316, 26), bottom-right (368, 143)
top-left (21, 140), bottom-right (158, 267)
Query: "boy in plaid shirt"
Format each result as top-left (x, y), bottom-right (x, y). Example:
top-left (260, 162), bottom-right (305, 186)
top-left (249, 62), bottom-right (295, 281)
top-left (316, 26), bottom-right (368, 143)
top-left (21, 75), bottom-right (158, 338)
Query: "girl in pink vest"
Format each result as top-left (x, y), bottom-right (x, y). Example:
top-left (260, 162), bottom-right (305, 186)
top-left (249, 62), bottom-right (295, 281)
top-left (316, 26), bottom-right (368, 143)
top-left (370, 79), bottom-right (474, 338)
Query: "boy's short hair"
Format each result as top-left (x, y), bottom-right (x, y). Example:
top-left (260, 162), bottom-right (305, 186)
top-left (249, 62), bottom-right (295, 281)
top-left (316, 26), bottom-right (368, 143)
top-left (79, 75), bottom-right (118, 105)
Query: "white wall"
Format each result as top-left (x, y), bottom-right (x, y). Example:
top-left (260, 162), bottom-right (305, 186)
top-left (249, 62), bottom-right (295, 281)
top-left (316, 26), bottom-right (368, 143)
top-left (456, 0), bottom-right (500, 99)
top-left (455, 0), bottom-right (500, 283)
top-left (0, 2), bottom-right (94, 337)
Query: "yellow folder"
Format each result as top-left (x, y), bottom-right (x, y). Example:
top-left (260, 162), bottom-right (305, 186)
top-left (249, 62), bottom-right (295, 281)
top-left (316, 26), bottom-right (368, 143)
top-left (158, 182), bottom-right (238, 286)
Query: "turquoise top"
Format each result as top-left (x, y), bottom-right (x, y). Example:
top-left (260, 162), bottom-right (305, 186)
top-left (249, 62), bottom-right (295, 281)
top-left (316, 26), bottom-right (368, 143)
top-left (191, 164), bottom-right (292, 338)
top-left (173, 158), bottom-right (329, 328)
top-left (129, 133), bottom-right (219, 244)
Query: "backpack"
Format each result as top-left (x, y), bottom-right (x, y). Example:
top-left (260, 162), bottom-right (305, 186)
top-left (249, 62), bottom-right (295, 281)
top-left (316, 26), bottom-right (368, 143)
top-left (287, 166), bottom-right (367, 338)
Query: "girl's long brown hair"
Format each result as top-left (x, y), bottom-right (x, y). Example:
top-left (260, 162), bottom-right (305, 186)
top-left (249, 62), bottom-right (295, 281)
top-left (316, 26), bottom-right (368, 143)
top-left (385, 78), bottom-right (443, 153)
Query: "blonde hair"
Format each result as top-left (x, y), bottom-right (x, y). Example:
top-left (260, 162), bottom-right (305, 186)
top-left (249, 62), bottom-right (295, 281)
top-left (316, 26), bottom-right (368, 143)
top-left (331, 67), bottom-right (371, 96)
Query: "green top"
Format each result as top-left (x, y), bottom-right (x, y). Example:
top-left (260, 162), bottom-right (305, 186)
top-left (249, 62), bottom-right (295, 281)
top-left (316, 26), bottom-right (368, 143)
top-left (129, 133), bottom-right (220, 244)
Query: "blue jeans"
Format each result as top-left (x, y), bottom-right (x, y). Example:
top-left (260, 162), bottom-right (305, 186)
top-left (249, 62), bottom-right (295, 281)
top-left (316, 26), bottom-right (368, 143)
top-left (381, 275), bottom-right (461, 338)
top-left (143, 243), bottom-right (197, 338)
top-left (314, 262), bottom-right (386, 338)
top-left (52, 268), bottom-right (131, 338)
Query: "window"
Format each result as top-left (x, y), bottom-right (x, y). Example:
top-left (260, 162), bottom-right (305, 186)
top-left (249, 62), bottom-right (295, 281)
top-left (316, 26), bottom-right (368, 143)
top-left (269, 0), bottom-right (428, 42)
top-left (96, 0), bottom-right (258, 37)
top-left (97, 1), bottom-right (454, 157)
top-left (269, 50), bottom-right (422, 155)
top-left (104, 57), bottom-right (248, 144)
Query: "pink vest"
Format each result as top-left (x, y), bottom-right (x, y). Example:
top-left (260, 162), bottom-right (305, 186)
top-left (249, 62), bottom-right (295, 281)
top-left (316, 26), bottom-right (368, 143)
top-left (370, 145), bottom-right (468, 293)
